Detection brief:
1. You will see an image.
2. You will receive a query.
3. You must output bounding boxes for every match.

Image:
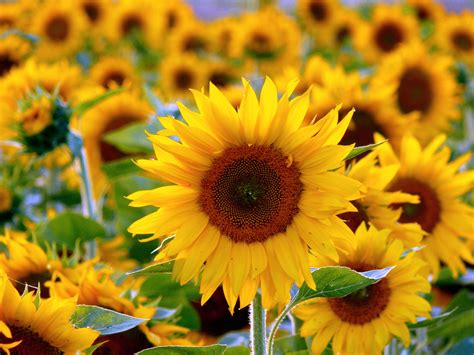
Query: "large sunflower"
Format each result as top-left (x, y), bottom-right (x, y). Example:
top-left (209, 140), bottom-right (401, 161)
top-left (373, 41), bottom-right (460, 145)
top-left (434, 11), bottom-right (474, 68)
top-left (31, 1), bottom-right (87, 60)
top-left (377, 134), bottom-right (474, 277)
top-left (0, 274), bottom-right (99, 354)
top-left (81, 91), bottom-right (152, 197)
top-left (354, 4), bottom-right (419, 63)
top-left (295, 224), bottom-right (431, 354)
top-left (127, 78), bottom-right (364, 310)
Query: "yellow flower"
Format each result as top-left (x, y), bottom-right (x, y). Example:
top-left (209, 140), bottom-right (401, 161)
top-left (314, 7), bottom-right (363, 49)
top-left (98, 236), bottom-right (138, 271)
top-left (81, 91), bottom-right (152, 197)
top-left (0, 187), bottom-right (12, 214)
top-left (76, 0), bottom-right (111, 29)
top-left (337, 151), bottom-right (424, 251)
top-left (434, 11), bottom-right (474, 68)
top-left (377, 134), bottom-right (474, 277)
top-left (295, 224), bottom-right (431, 355)
top-left (0, 36), bottom-right (31, 79)
top-left (127, 77), bottom-right (364, 310)
top-left (157, 0), bottom-right (195, 34)
top-left (31, 1), bottom-right (88, 60)
top-left (0, 2), bottom-right (23, 31)
top-left (407, 0), bottom-right (445, 24)
top-left (166, 20), bottom-right (210, 55)
top-left (373, 41), bottom-right (461, 145)
top-left (209, 17), bottom-right (242, 58)
top-left (296, 0), bottom-right (341, 39)
top-left (17, 96), bottom-right (52, 136)
top-left (90, 56), bottom-right (140, 90)
top-left (354, 4), bottom-right (419, 63)
top-left (0, 273), bottom-right (99, 354)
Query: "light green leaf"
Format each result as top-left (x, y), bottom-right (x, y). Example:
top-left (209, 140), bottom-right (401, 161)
top-left (274, 335), bottom-right (308, 355)
top-left (127, 260), bottom-right (175, 276)
top-left (224, 346), bottom-right (250, 355)
top-left (103, 123), bottom-right (155, 154)
top-left (71, 305), bottom-right (147, 335)
top-left (345, 140), bottom-right (387, 160)
top-left (74, 87), bottom-right (124, 117)
top-left (101, 158), bottom-right (142, 179)
top-left (408, 309), bottom-right (457, 329)
top-left (137, 344), bottom-right (228, 354)
top-left (36, 212), bottom-right (106, 249)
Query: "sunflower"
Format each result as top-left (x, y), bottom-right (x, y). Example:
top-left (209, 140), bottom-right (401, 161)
top-left (337, 151), bottom-right (424, 250)
top-left (0, 230), bottom-right (61, 296)
top-left (205, 60), bottom-right (240, 90)
top-left (407, 0), bottom-right (445, 24)
top-left (434, 11), bottom-right (474, 68)
top-left (166, 20), bottom-right (210, 55)
top-left (0, 36), bottom-right (31, 79)
top-left (295, 224), bottom-right (431, 355)
top-left (354, 4), bottom-right (419, 63)
top-left (31, 1), bottom-right (87, 60)
top-left (377, 134), bottom-right (474, 277)
top-left (373, 41), bottom-right (460, 145)
top-left (159, 54), bottom-right (206, 101)
top-left (90, 56), bottom-right (140, 90)
top-left (81, 91), bottom-right (152, 197)
top-left (0, 273), bottom-right (99, 354)
top-left (127, 78), bottom-right (364, 310)
top-left (0, 2), bottom-right (23, 31)
top-left (209, 17), bottom-right (242, 58)
top-left (76, 0), bottom-right (111, 29)
top-left (106, 0), bottom-right (161, 49)
top-left (157, 0), bottom-right (195, 34)
top-left (296, 0), bottom-right (341, 40)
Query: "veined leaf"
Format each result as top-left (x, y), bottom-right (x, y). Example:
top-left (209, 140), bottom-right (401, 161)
top-left (103, 122), bottom-right (156, 154)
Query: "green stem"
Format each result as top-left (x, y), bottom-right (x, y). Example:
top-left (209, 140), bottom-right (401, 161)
top-left (267, 303), bottom-right (292, 355)
top-left (77, 145), bottom-right (97, 259)
top-left (250, 292), bottom-right (267, 355)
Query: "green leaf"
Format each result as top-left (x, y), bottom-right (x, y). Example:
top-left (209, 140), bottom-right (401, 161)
top-left (137, 344), bottom-right (228, 354)
top-left (224, 346), bottom-right (250, 355)
top-left (408, 309), bottom-right (457, 329)
top-left (36, 212), bottom-right (106, 249)
top-left (74, 87), bottom-right (124, 117)
top-left (153, 306), bottom-right (179, 320)
top-left (428, 309), bottom-right (474, 342)
top-left (71, 305), bottom-right (147, 335)
top-left (293, 266), bottom-right (394, 305)
top-left (103, 123), bottom-right (155, 154)
top-left (447, 338), bottom-right (474, 354)
top-left (127, 260), bottom-right (175, 276)
top-left (274, 335), bottom-right (308, 355)
top-left (102, 158), bottom-right (142, 179)
top-left (345, 140), bottom-right (387, 160)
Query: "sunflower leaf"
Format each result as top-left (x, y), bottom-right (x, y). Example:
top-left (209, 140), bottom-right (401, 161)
top-left (345, 140), bottom-right (387, 160)
top-left (71, 305), bottom-right (147, 335)
top-left (74, 87), bottom-right (124, 117)
top-left (408, 308), bottom-right (457, 329)
top-left (102, 122), bottom-right (156, 154)
top-left (126, 260), bottom-right (175, 276)
top-left (137, 344), bottom-right (228, 355)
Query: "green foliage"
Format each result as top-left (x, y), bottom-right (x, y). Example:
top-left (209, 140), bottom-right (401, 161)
top-left (103, 122), bottom-right (155, 154)
top-left (274, 335), bottom-right (308, 355)
top-left (71, 305), bottom-right (147, 335)
top-left (137, 344), bottom-right (228, 355)
top-left (127, 260), bottom-right (174, 276)
top-left (73, 87), bottom-right (124, 117)
top-left (35, 211), bottom-right (106, 249)
top-left (345, 140), bottom-right (387, 161)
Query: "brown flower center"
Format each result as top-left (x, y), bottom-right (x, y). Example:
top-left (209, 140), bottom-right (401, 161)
top-left (121, 14), bottom-right (143, 36)
top-left (174, 69), bottom-right (194, 90)
top-left (45, 15), bottom-right (70, 42)
top-left (199, 146), bottom-right (302, 243)
top-left (340, 107), bottom-right (385, 147)
top-left (414, 5), bottom-right (430, 21)
top-left (183, 36), bottom-right (206, 52)
top-left (99, 115), bottom-right (143, 162)
top-left (451, 30), bottom-right (473, 51)
top-left (82, 2), bottom-right (101, 23)
top-left (328, 264), bottom-right (391, 324)
top-left (397, 67), bottom-right (433, 114)
top-left (209, 71), bottom-right (233, 88)
top-left (248, 32), bottom-right (273, 55)
top-left (309, 1), bottom-right (327, 22)
top-left (389, 178), bottom-right (441, 233)
top-left (0, 53), bottom-right (19, 77)
top-left (375, 22), bottom-right (404, 52)
top-left (166, 10), bottom-right (177, 30)
top-left (338, 201), bottom-right (370, 232)
top-left (0, 325), bottom-right (60, 354)
top-left (101, 70), bottom-right (126, 88)
top-left (336, 25), bottom-right (351, 44)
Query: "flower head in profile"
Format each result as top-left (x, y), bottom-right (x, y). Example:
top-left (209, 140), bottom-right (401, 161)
top-left (378, 134), bottom-right (474, 277)
top-left (128, 77), bottom-right (364, 310)
top-left (295, 224), bottom-right (431, 354)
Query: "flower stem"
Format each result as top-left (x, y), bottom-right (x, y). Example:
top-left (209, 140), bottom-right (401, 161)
top-left (250, 292), bottom-right (267, 355)
top-left (266, 302), bottom-right (292, 355)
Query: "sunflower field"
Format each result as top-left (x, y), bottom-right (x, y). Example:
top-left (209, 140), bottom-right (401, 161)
top-left (0, 0), bottom-right (473, 354)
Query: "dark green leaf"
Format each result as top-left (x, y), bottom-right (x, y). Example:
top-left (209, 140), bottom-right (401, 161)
top-left (345, 140), bottom-right (387, 161)
top-left (74, 87), bottom-right (124, 117)
top-left (101, 158), bottom-right (142, 179)
top-left (71, 305), bottom-right (147, 335)
top-left (408, 309), bottom-right (457, 329)
top-left (36, 212), bottom-right (106, 249)
top-left (103, 123), bottom-right (155, 154)
top-left (274, 335), bottom-right (308, 355)
top-left (127, 261), bottom-right (175, 276)
top-left (428, 309), bottom-right (474, 342)
top-left (137, 344), bottom-right (228, 354)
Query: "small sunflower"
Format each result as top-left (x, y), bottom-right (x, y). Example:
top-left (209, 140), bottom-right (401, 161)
top-left (77, 0), bottom-right (111, 29)
top-left (296, 0), bottom-right (341, 39)
top-left (159, 54), bottom-right (206, 101)
top-left (127, 78), bottom-right (364, 310)
top-left (157, 0), bottom-right (195, 34)
top-left (166, 20), bottom-right (210, 55)
top-left (337, 151), bottom-right (424, 250)
top-left (81, 91), bottom-right (152, 197)
top-left (0, 36), bottom-right (31, 79)
top-left (32, 1), bottom-right (87, 60)
top-left (90, 56), bottom-right (140, 90)
top-left (377, 134), bottom-right (474, 277)
top-left (205, 60), bottom-right (240, 90)
top-left (295, 224), bottom-right (431, 354)
top-left (354, 4), bottom-right (419, 63)
top-left (0, 2), bottom-right (23, 31)
top-left (0, 273), bottom-right (99, 354)
top-left (434, 11), bottom-right (474, 68)
top-left (315, 8), bottom-right (362, 49)
top-left (408, 0), bottom-right (445, 24)
top-left (373, 41), bottom-right (460, 145)
top-left (209, 17), bottom-right (242, 58)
